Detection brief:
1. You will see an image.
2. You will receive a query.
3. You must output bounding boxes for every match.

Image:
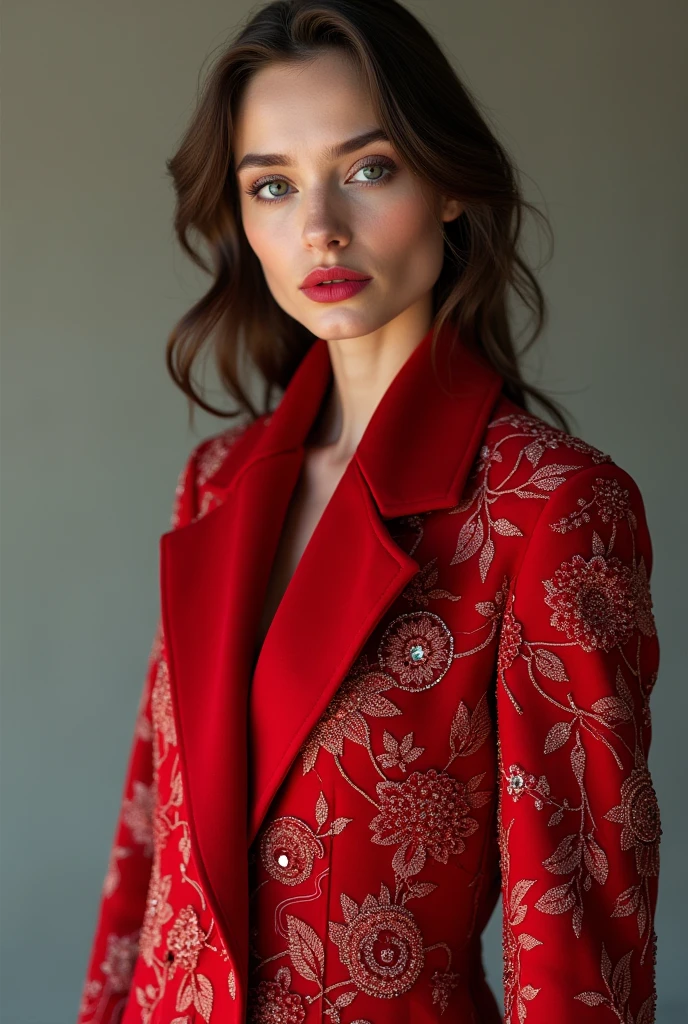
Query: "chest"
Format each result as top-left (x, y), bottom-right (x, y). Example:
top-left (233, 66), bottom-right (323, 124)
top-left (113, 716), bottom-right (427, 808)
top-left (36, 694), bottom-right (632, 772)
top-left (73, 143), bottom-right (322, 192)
top-left (253, 448), bottom-right (352, 659)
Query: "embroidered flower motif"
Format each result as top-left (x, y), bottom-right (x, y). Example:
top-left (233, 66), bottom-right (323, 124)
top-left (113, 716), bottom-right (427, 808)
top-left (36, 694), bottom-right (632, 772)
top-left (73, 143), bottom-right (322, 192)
top-left (301, 657), bottom-right (401, 773)
top-left (377, 611), bottom-right (454, 692)
top-left (375, 730), bottom-right (425, 772)
top-left (401, 557), bottom-right (461, 608)
top-left (543, 553), bottom-right (636, 652)
top-left (101, 844), bottom-right (130, 899)
top-left (121, 780), bottom-right (155, 855)
top-left (151, 657), bottom-right (177, 748)
top-left (329, 886), bottom-right (425, 998)
top-left (166, 905), bottom-right (205, 977)
top-left (490, 413), bottom-right (612, 463)
top-left (604, 767), bottom-right (661, 877)
top-left (505, 763), bottom-right (551, 810)
top-left (630, 560), bottom-right (657, 638)
top-left (506, 765), bottom-right (528, 801)
top-left (497, 608), bottom-right (523, 674)
top-left (140, 863), bottom-right (174, 966)
top-left (259, 816), bottom-right (324, 886)
top-left (369, 768), bottom-right (489, 863)
top-left (431, 969), bottom-right (461, 1013)
top-left (99, 931), bottom-right (139, 993)
top-left (592, 477), bottom-right (632, 523)
top-left (77, 978), bottom-right (103, 1019)
top-left (247, 966), bottom-right (306, 1023)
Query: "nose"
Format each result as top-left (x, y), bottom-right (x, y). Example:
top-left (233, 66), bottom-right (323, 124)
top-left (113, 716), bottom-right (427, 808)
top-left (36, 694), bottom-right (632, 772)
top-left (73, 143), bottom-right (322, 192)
top-left (300, 191), bottom-right (352, 252)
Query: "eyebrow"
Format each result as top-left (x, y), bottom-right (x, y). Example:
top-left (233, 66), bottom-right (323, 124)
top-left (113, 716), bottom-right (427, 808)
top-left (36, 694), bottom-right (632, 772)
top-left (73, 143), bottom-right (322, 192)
top-left (234, 128), bottom-right (392, 174)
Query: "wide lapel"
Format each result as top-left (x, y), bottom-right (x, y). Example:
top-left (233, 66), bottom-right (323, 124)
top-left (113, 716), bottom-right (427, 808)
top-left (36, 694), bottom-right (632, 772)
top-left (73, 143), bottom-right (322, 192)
top-left (159, 316), bottom-right (504, 1003)
top-left (158, 339), bottom-right (335, 1002)
top-left (248, 320), bottom-right (505, 842)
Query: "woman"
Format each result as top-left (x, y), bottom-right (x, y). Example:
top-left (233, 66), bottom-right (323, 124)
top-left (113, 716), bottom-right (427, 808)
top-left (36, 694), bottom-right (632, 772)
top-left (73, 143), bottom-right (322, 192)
top-left (76, 2), bottom-right (661, 1022)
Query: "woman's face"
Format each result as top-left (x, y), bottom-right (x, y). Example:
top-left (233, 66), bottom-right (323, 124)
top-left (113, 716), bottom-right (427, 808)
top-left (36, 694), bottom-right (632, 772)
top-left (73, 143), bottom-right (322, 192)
top-left (233, 49), bottom-right (462, 342)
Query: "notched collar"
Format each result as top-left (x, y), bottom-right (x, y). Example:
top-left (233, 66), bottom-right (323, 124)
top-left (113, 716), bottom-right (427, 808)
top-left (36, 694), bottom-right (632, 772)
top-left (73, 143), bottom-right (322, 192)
top-left (202, 316), bottom-right (504, 518)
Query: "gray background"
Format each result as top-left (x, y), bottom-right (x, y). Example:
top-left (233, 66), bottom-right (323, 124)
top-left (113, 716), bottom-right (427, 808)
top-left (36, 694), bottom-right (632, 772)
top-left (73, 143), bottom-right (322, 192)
top-left (1, 1), bottom-right (686, 1021)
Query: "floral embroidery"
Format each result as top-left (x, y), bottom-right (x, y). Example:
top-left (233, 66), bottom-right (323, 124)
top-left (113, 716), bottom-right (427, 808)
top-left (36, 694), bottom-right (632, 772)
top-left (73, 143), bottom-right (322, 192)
top-left (604, 767), bottom-right (661, 877)
top-left (121, 780), bottom-right (155, 856)
top-left (247, 966), bottom-right (307, 1023)
top-left (631, 560), bottom-right (657, 638)
top-left (496, 463), bottom-right (660, 1006)
top-left (400, 557), bottom-right (461, 607)
top-left (377, 611), bottom-right (454, 691)
top-left (151, 655), bottom-right (177, 750)
top-left (375, 730), bottom-right (425, 772)
top-left (575, 943), bottom-right (656, 1022)
top-left (497, 607), bottom-right (522, 675)
top-left (129, 642), bottom-right (236, 1023)
top-left (301, 656), bottom-right (401, 773)
top-left (590, 477), bottom-right (632, 522)
top-left (100, 931), bottom-right (140, 993)
top-left (549, 475), bottom-right (634, 533)
top-left (430, 968), bottom-right (461, 1013)
top-left (139, 862), bottom-right (174, 966)
top-left (505, 764), bottom-right (552, 810)
top-left (79, 409), bottom-right (659, 1022)
top-left (487, 413), bottom-right (612, 463)
top-left (167, 905), bottom-right (206, 974)
top-left (369, 768), bottom-right (490, 863)
top-left (101, 845), bottom-right (131, 899)
top-left (259, 816), bottom-right (325, 886)
top-left (447, 412), bottom-right (612, 587)
top-left (543, 553), bottom-right (637, 653)
top-left (328, 886), bottom-right (425, 998)
top-left (250, 618), bottom-right (487, 1018)
top-left (497, 819), bottom-right (542, 1023)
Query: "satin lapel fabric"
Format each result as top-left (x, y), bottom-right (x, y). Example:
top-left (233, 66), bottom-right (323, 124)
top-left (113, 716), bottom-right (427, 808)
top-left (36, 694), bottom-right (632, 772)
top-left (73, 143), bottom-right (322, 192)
top-left (158, 318), bottom-right (504, 990)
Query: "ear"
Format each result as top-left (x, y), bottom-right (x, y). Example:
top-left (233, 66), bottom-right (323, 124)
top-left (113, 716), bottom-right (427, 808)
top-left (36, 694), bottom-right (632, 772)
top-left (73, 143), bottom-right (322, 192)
top-left (440, 196), bottom-right (464, 224)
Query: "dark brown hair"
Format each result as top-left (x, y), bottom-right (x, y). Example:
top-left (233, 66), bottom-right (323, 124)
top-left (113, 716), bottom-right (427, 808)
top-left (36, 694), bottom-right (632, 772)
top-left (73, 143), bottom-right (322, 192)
top-left (165, 0), bottom-right (572, 433)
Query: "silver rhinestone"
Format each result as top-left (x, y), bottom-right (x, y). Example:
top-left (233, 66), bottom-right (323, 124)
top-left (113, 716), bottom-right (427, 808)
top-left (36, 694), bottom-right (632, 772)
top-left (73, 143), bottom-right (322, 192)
top-left (277, 853), bottom-right (290, 868)
top-left (510, 774), bottom-right (524, 790)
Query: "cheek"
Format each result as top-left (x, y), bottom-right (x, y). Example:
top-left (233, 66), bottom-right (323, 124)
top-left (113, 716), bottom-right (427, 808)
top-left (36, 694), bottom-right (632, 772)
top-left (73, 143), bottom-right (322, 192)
top-left (367, 192), bottom-right (443, 283)
top-left (372, 192), bottom-right (438, 248)
top-left (242, 215), bottom-right (275, 265)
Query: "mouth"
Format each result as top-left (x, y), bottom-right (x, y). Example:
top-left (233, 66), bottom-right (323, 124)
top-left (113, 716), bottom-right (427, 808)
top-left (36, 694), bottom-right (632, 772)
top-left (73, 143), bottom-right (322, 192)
top-left (299, 276), bottom-right (372, 304)
top-left (299, 265), bottom-right (372, 289)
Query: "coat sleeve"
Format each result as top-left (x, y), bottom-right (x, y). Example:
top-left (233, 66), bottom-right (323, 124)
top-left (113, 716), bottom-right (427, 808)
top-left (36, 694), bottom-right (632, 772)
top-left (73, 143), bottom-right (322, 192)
top-left (496, 462), bottom-right (660, 1023)
top-left (75, 447), bottom-right (201, 1024)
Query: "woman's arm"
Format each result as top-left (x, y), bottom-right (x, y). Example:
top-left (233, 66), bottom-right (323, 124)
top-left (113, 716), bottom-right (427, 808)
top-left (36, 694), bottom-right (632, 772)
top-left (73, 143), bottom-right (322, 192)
top-left (497, 462), bottom-right (660, 1022)
top-left (75, 448), bottom-right (201, 1024)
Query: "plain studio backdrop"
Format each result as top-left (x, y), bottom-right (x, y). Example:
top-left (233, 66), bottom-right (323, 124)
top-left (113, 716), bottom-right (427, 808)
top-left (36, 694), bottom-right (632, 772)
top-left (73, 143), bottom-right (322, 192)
top-left (1, 1), bottom-right (686, 1021)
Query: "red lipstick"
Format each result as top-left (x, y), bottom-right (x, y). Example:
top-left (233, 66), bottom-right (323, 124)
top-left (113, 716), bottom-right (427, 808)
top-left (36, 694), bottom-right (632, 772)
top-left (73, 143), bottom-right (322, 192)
top-left (299, 265), bottom-right (372, 304)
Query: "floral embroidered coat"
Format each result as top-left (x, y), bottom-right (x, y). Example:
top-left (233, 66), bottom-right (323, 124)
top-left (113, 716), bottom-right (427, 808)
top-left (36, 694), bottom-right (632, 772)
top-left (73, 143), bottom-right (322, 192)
top-left (76, 318), bottom-right (661, 1024)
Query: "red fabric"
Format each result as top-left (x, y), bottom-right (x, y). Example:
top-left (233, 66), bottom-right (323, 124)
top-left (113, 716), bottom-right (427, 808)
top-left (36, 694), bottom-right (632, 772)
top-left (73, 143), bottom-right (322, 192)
top-left (76, 319), bottom-right (660, 1024)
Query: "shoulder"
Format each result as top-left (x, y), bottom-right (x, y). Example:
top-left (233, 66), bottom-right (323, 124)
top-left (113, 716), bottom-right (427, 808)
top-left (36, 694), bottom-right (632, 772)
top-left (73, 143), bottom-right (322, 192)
top-left (483, 395), bottom-right (615, 478)
top-left (440, 395), bottom-right (655, 592)
top-left (168, 414), bottom-right (270, 529)
top-left (482, 400), bottom-right (656, 642)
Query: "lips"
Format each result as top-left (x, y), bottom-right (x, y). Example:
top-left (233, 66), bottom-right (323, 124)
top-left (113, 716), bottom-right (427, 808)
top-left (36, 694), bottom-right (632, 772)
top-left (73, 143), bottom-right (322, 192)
top-left (300, 265), bottom-right (372, 289)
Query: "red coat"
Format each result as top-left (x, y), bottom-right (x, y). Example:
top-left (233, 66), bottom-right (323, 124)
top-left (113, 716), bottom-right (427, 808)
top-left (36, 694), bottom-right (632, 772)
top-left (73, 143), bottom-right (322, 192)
top-left (76, 319), bottom-right (661, 1024)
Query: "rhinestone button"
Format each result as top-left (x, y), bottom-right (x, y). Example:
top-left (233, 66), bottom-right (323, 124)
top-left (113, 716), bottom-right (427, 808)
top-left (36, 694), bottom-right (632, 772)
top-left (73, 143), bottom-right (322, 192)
top-left (509, 773), bottom-right (524, 790)
top-left (409, 644), bottom-right (425, 662)
top-left (277, 853), bottom-right (290, 868)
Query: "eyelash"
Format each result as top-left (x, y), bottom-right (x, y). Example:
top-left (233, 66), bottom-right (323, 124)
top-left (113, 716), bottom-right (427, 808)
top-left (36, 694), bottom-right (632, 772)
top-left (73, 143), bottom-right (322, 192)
top-left (243, 155), bottom-right (398, 204)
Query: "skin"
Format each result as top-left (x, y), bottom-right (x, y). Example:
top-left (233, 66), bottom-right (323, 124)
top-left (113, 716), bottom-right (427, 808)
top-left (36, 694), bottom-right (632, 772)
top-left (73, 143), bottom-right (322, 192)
top-left (232, 48), bottom-right (463, 654)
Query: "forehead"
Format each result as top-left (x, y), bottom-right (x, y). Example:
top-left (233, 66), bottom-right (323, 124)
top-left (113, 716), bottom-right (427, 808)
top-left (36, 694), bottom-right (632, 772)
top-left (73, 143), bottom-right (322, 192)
top-left (233, 50), bottom-right (379, 164)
